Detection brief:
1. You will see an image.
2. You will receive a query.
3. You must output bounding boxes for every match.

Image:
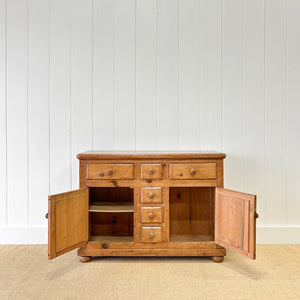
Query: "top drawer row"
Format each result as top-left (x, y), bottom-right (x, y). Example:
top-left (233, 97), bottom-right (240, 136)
top-left (87, 163), bottom-right (217, 180)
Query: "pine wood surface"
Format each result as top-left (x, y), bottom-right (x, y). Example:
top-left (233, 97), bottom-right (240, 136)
top-left (48, 151), bottom-right (257, 262)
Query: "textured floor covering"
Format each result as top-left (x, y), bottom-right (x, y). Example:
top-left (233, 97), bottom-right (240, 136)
top-left (0, 245), bottom-right (300, 300)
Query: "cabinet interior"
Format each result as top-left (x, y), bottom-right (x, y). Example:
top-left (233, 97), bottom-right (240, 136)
top-left (169, 187), bottom-right (215, 242)
top-left (89, 187), bottom-right (134, 242)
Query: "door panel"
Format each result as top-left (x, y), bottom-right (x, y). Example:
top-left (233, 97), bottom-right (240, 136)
top-left (215, 188), bottom-right (257, 259)
top-left (48, 188), bottom-right (89, 259)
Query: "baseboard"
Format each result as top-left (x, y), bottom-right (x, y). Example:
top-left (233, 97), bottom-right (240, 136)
top-left (0, 226), bottom-right (47, 244)
top-left (0, 226), bottom-right (300, 244)
top-left (257, 227), bottom-right (300, 244)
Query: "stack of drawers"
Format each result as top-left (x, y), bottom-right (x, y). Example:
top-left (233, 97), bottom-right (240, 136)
top-left (139, 163), bottom-right (166, 243)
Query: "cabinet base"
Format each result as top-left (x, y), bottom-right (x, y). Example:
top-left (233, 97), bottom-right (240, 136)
top-left (78, 247), bottom-right (226, 258)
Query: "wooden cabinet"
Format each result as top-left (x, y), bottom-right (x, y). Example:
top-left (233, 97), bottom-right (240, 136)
top-left (47, 151), bottom-right (258, 262)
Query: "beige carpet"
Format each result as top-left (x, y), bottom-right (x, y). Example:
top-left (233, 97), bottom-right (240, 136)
top-left (0, 245), bottom-right (300, 300)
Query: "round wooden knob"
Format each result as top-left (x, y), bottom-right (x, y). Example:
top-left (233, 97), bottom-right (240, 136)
top-left (107, 169), bottom-right (113, 175)
top-left (149, 169), bottom-right (154, 175)
top-left (148, 192), bottom-right (154, 198)
top-left (149, 232), bottom-right (154, 239)
top-left (45, 213), bottom-right (48, 219)
top-left (190, 168), bottom-right (196, 175)
top-left (148, 212), bottom-right (154, 219)
top-left (255, 212), bottom-right (259, 219)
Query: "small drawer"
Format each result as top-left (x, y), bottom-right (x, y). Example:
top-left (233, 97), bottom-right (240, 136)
top-left (87, 163), bottom-right (134, 180)
top-left (141, 187), bottom-right (162, 204)
top-left (141, 207), bottom-right (163, 223)
top-left (169, 163), bottom-right (216, 180)
top-left (141, 227), bottom-right (162, 243)
top-left (141, 164), bottom-right (162, 180)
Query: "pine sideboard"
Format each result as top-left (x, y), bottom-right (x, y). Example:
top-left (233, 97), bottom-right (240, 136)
top-left (47, 151), bottom-right (258, 263)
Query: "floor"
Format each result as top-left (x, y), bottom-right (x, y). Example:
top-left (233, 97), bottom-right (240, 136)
top-left (0, 245), bottom-right (300, 300)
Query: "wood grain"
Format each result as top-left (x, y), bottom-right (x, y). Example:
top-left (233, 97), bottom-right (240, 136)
top-left (48, 188), bottom-right (88, 259)
top-left (215, 187), bottom-right (256, 259)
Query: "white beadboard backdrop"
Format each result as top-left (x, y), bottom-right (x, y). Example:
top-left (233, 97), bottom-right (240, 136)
top-left (0, 0), bottom-right (300, 244)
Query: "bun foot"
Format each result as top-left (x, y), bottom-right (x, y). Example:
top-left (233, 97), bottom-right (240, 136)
top-left (212, 256), bottom-right (224, 263)
top-left (80, 256), bottom-right (92, 263)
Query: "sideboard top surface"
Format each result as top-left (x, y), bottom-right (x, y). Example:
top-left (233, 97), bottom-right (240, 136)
top-left (77, 151), bottom-right (226, 160)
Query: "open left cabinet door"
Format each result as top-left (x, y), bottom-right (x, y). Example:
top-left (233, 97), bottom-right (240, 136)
top-left (48, 188), bottom-right (89, 259)
top-left (215, 188), bottom-right (257, 259)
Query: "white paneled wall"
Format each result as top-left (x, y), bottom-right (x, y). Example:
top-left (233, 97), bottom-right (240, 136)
top-left (0, 0), bottom-right (300, 244)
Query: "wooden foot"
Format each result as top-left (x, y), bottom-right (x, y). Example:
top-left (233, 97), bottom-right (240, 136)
top-left (80, 256), bottom-right (92, 263)
top-left (211, 256), bottom-right (224, 263)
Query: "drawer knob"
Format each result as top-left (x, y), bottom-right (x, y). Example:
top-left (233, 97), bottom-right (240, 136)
top-left (148, 192), bottom-right (154, 199)
top-left (107, 169), bottom-right (113, 175)
top-left (149, 168), bottom-right (154, 175)
top-left (190, 168), bottom-right (196, 175)
top-left (255, 212), bottom-right (259, 219)
top-left (149, 232), bottom-right (155, 239)
top-left (148, 212), bottom-right (154, 219)
top-left (45, 213), bottom-right (48, 219)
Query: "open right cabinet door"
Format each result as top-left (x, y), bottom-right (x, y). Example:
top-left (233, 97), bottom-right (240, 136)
top-left (215, 188), bottom-right (257, 259)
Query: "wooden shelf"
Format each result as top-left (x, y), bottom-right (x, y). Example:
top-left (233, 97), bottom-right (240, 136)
top-left (89, 202), bottom-right (134, 213)
top-left (170, 234), bottom-right (214, 243)
top-left (89, 235), bottom-right (134, 243)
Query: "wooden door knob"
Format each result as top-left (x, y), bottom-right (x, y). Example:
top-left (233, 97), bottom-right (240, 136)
top-left (148, 212), bottom-right (154, 219)
top-left (149, 169), bottom-right (154, 175)
top-left (45, 213), bottom-right (48, 219)
top-left (149, 232), bottom-right (154, 239)
top-left (148, 192), bottom-right (154, 198)
top-left (107, 169), bottom-right (113, 175)
top-left (255, 212), bottom-right (259, 219)
top-left (190, 168), bottom-right (196, 175)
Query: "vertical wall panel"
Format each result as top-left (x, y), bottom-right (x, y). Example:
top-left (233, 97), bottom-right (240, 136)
top-left (93, 0), bottom-right (114, 150)
top-left (28, 0), bottom-right (50, 225)
top-left (178, 0), bottom-right (200, 150)
top-left (114, 0), bottom-right (135, 150)
top-left (50, 0), bottom-right (71, 194)
top-left (6, 0), bottom-right (28, 225)
top-left (243, 0), bottom-right (265, 225)
top-left (71, 0), bottom-right (93, 189)
top-left (135, 0), bottom-right (157, 150)
top-left (265, 0), bottom-right (287, 225)
top-left (0, 0), bottom-right (7, 225)
top-left (199, 0), bottom-right (222, 151)
top-left (221, 0), bottom-right (244, 190)
top-left (157, 0), bottom-right (179, 150)
top-left (287, 0), bottom-right (300, 225)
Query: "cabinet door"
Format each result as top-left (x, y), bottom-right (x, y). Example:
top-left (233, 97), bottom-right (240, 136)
top-left (48, 188), bottom-right (89, 259)
top-left (215, 188), bottom-right (257, 259)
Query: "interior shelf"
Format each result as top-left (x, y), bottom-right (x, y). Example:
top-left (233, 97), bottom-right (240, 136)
top-left (170, 235), bottom-right (214, 243)
top-left (89, 236), bottom-right (134, 243)
top-left (89, 202), bottom-right (134, 213)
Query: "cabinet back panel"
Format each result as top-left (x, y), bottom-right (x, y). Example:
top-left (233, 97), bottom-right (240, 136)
top-left (90, 212), bottom-right (133, 236)
top-left (170, 187), bottom-right (213, 236)
top-left (90, 187), bottom-right (133, 203)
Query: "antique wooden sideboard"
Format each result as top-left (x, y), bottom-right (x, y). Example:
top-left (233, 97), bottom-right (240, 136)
top-left (47, 151), bottom-right (258, 263)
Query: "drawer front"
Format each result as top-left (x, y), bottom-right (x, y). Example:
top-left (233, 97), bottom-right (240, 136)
top-left (141, 164), bottom-right (162, 180)
top-left (87, 164), bottom-right (134, 180)
top-left (169, 163), bottom-right (216, 180)
top-left (141, 187), bottom-right (162, 204)
top-left (141, 207), bottom-right (163, 223)
top-left (141, 227), bottom-right (162, 243)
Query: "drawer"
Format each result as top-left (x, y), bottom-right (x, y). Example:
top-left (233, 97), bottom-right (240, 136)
top-left (141, 207), bottom-right (163, 223)
top-left (87, 164), bottom-right (134, 180)
top-left (141, 187), bottom-right (162, 204)
top-left (141, 164), bottom-right (162, 180)
top-left (169, 163), bottom-right (216, 180)
top-left (141, 227), bottom-right (162, 243)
